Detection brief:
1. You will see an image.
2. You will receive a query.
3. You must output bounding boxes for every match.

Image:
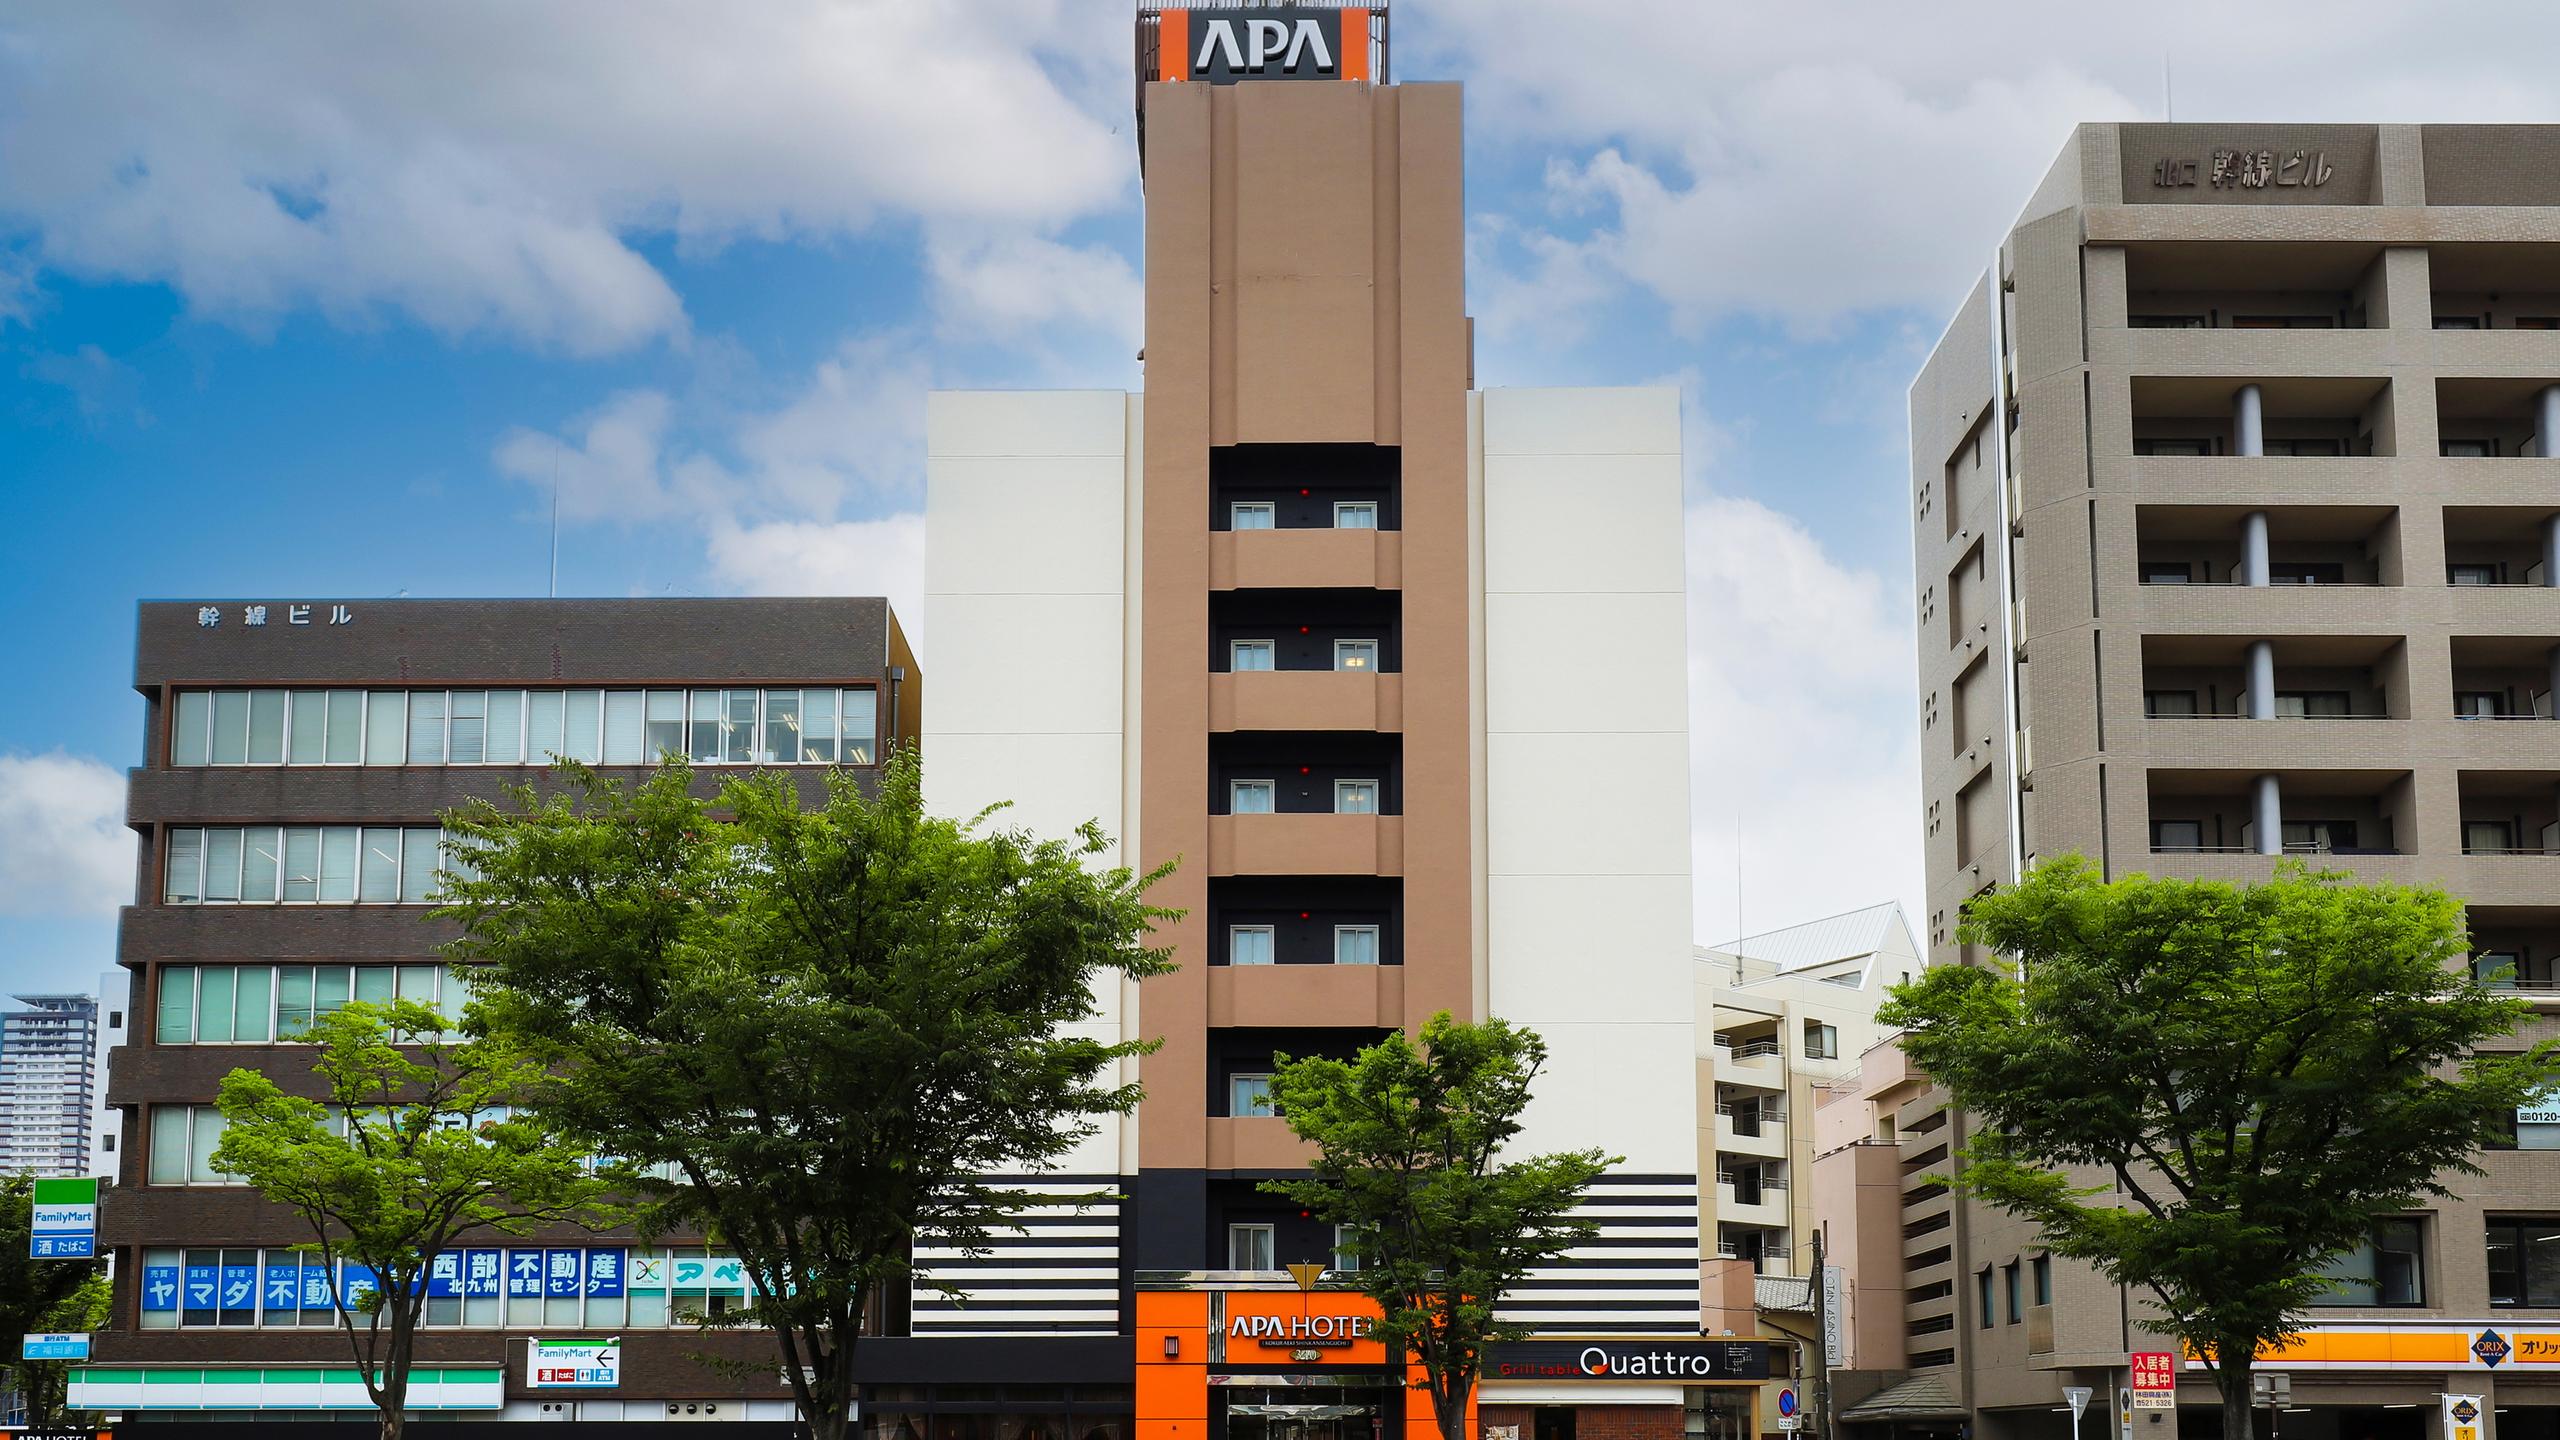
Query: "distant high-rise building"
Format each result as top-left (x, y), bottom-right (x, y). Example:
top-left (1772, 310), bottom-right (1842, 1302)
top-left (0, 993), bottom-right (101, 1178)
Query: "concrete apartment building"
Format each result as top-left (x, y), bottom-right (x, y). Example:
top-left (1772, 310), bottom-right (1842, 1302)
top-left (0, 992), bottom-right (104, 1178)
top-left (1897, 122), bottom-right (2560, 1440)
top-left (1695, 906), bottom-right (1920, 1431)
top-left (83, 598), bottom-right (915, 1426)
top-left (924, 10), bottom-right (1726, 1440)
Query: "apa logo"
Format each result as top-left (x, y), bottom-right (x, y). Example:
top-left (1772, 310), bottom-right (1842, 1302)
top-left (1154, 8), bottom-right (1372, 86)
top-left (1197, 16), bottom-right (1334, 75)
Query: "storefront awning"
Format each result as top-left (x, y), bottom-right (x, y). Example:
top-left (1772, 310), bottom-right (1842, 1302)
top-left (1840, 1374), bottom-right (1964, 1423)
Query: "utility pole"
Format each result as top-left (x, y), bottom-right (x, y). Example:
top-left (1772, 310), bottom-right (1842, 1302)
top-left (1810, 1229), bottom-right (1833, 1440)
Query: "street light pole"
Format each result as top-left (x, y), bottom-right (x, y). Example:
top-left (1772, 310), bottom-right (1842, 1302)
top-left (1810, 1230), bottom-right (1831, 1440)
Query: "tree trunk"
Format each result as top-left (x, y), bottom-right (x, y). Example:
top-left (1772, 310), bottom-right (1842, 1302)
top-left (380, 1397), bottom-right (407, 1440)
top-left (1435, 1374), bottom-right (1472, 1440)
top-left (2218, 1363), bottom-right (2253, 1440)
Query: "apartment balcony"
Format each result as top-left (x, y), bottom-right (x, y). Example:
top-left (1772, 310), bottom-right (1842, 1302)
top-left (2430, 245), bottom-right (2560, 341)
top-left (2145, 767), bottom-right (2412, 860)
top-left (2452, 635), bottom-right (2560, 724)
top-left (1715, 1180), bottom-right (1789, 1230)
top-left (2458, 770), bottom-right (2560, 857)
top-left (2465, 904), bottom-right (2560, 1008)
top-left (2123, 240), bottom-right (2387, 332)
top-left (2437, 377), bottom-right (2560, 460)
top-left (2141, 634), bottom-right (2403, 728)
top-left (1710, 1034), bottom-right (1785, 1091)
top-left (1210, 525), bottom-right (1403, 592)
top-left (1210, 668), bottom-right (1404, 733)
top-left (2130, 375), bottom-right (2395, 459)
top-left (2134, 503), bottom-right (2398, 588)
top-left (1207, 813), bottom-right (1404, 876)
top-left (1713, 1105), bottom-right (1789, 1160)
top-left (2445, 506), bottom-right (2560, 589)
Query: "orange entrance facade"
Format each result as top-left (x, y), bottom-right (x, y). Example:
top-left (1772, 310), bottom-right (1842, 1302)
top-left (1138, 1281), bottom-right (1476, 1440)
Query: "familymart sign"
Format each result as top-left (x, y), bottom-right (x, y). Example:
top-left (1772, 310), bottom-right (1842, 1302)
top-left (29, 1178), bottom-right (96, 1259)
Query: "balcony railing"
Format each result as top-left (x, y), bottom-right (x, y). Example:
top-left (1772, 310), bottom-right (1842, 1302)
top-left (1715, 1037), bottom-right (1783, 1059)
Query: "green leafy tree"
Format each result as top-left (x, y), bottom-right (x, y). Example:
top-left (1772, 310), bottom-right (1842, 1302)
top-left (435, 751), bottom-right (1173, 1440)
top-left (212, 999), bottom-right (615, 1440)
top-left (0, 1175), bottom-right (109, 1426)
top-left (1882, 858), bottom-right (2560, 1440)
top-left (1263, 1014), bottom-right (1612, 1440)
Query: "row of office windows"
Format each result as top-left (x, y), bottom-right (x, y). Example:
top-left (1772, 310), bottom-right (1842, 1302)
top-left (1970, 1218), bottom-right (2560, 1316)
top-left (155, 963), bottom-right (465, 1045)
top-left (162, 826), bottom-right (456, 906)
top-left (1227, 925), bottom-right (1380, 967)
top-left (169, 686), bottom-right (879, 769)
top-left (137, 1245), bottom-right (754, 1331)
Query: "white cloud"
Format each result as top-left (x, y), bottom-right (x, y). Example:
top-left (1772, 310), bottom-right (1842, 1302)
top-left (0, 752), bottom-right (132, 919)
top-left (927, 230), bottom-right (1143, 353)
top-left (0, 3), bottom-right (1133, 352)
top-left (704, 514), bottom-right (927, 650)
top-left (1684, 496), bottom-right (1920, 945)
top-left (1426, 0), bottom-right (2560, 328)
top-left (491, 389), bottom-right (683, 524)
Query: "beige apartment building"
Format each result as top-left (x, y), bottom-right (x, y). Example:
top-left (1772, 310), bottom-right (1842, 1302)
top-left (1696, 906), bottom-right (1920, 1432)
top-left (1898, 122), bottom-right (2560, 1440)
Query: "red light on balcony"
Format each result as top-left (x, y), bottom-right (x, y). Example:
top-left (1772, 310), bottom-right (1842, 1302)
top-left (1299, 765), bottom-right (1311, 774)
top-left (1298, 625), bottom-right (1310, 633)
top-left (1299, 911), bottom-right (1310, 919)
top-left (1299, 488), bottom-right (1310, 496)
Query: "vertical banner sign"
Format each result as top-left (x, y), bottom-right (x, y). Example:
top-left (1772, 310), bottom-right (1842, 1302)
top-left (2130, 1352), bottom-right (2177, 1409)
top-left (28, 1178), bottom-right (96, 1258)
top-left (1822, 1265), bottom-right (1848, 1366)
top-left (2446, 1395), bottom-right (2483, 1440)
top-left (2118, 1385), bottom-right (2134, 1440)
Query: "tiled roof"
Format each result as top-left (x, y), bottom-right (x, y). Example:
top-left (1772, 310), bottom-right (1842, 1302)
top-left (1840, 1372), bottom-right (1964, 1421)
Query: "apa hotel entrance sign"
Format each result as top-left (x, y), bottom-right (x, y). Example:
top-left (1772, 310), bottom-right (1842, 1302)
top-left (1141, 6), bottom-right (1380, 86)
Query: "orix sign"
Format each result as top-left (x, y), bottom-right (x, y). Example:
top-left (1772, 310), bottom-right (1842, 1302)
top-left (1151, 8), bottom-right (1373, 85)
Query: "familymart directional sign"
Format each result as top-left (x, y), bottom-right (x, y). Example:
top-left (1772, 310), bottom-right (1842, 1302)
top-left (29, 1178), bottom-right (97, 1259)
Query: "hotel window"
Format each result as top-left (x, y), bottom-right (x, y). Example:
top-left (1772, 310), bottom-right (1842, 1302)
top-left (2263, 439), bottom-right (2343, 457)
top-left (2003, 1262), bottom-right (2021, 1323)
top-left (2487, 1218), bottom-right (2560, 1307)
top-left (1333, 639), bottom-right (1379, 672)
top-left (1975, 1269), bottom-right (1993, 1328)
top-left (169, 687), bottom-right (881, 768)
top-left (1333, 925), bottom-right (1380, 967)
top-left (2031, 1255), bottom-right (2052, 1306)
top-left (147, 1105), bottom-right (239, 1186)
top-left (2310, 1218), bottom-right (2425, 1306)
top-left (1231, 640), bottom-right (1277, 672)
top-left (2270, 563), bottom-right (2346, 586)
top-left (2475, 952), bottom-right (2523, 988)
top-left (2273, 691), bottom-right (2351, 718)
top-left (2443, 439), bottom-right (2496, 458)
top-left (2457, 692), bottom-right (2509, 719)
top-left (1231, 502), bottom-right (1277, 530)
top-left (1334, 780), bottom-right (1380, 814)
top-left (1230, 780), bottom-right (1277, 815)
top-left (1228, 1224), bottom-right (1276, 1271)
top-left (1332, 1225), bottom-right (1364, 1273)
top-left (2450, 563), bottom-right (2504, 586)
top-left (2145, 691), bottom-right (2199, 718)
top-left (1333, 501), bottom-right (1379, 530)
top-left (2150, 821), bottom-right (2204, 853)
top-left (2138, 559), bottom-right (2194, 585)
top-left (1230, 1074), bottom-right (1277, 1118)
top-left (2134, 438), bottom-right (2212, 457)
top-left (2434, 315), bottom-right (2485, 330)
top-left (1230, 926), bottom-right (1277, 967)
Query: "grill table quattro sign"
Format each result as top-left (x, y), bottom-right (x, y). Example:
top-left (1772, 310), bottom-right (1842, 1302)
top-left (1487, 1340), bottom-right (1774, 1382)
top-left (28, 1178), bottom-right (96, 1259)
top-left (528, 1337), bottom-right (621, 1388)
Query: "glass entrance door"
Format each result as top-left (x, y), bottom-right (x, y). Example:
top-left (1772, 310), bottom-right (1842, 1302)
top-left (1221, 1386), bottom-right (1391, 1440)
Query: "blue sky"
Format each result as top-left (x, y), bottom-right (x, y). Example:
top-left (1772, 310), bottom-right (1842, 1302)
top-left (8, 2), bottom-right (2560, 999)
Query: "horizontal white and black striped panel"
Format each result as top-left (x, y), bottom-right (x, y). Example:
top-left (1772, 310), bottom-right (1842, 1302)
top-left (910, 1177), bottom-right (1122, 1337)
top-left (1495, 1174), bottom-right (1701, 1336)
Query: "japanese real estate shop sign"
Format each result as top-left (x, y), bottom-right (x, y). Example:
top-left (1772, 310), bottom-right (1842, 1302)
top-left (528, 1337), bottom-right (621, 1388)
top-left (28, 1178), bottom-right (96, 1259)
